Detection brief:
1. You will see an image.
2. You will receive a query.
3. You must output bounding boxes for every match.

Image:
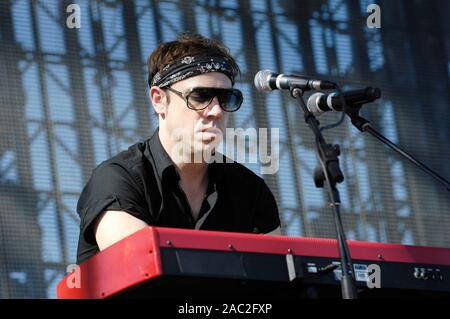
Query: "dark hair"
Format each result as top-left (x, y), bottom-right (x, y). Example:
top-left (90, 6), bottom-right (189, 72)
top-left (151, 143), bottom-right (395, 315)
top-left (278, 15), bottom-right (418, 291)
top-left (147, 33), bottom-right (240, 86)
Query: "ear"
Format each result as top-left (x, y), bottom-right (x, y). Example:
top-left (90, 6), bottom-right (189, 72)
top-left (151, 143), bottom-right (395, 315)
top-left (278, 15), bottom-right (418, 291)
top-left (149, 86), bottom-right (167, 118)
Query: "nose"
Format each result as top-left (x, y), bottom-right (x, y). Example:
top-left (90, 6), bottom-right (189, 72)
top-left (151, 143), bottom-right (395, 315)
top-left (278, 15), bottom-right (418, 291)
top-left (205, 96), bottom-right (224, 120)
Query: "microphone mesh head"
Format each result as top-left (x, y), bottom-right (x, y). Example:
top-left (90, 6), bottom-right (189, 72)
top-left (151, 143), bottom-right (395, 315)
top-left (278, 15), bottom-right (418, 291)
top-left (254, 70), bottom-right (274, 92)
top-left (307, 92), bottom-right (325, 115)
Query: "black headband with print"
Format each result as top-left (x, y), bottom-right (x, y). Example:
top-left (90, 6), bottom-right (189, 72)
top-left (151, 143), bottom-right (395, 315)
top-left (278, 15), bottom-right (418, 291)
top-left (149, 55), bottom-right (237, 88)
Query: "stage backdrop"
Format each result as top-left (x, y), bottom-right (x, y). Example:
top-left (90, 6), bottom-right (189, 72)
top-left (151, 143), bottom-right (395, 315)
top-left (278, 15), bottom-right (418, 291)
top-left (0, 0), bottom-right (449, 298)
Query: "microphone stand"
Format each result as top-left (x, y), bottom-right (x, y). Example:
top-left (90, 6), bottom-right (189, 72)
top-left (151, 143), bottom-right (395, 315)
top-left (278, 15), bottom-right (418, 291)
top-left (346, 104), bottom-right (450, 192)
top-left (290, 87), bottom-right (358, 299)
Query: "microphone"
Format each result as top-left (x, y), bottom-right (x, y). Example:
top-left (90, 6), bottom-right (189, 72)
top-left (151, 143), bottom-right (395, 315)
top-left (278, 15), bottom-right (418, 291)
top-left (307, 87), bottom-right (381, 116)
top-left (254, 70), bottom-right (336, 92)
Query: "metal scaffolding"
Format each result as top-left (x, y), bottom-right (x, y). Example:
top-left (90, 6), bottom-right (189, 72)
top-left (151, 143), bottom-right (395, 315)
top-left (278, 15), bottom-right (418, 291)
top-left (0, 0), bottom-right (449, 298)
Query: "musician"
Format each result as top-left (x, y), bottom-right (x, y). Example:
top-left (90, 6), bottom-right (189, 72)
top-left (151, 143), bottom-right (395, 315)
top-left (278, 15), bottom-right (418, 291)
top-left (76, 33), bottom-right (281, 264)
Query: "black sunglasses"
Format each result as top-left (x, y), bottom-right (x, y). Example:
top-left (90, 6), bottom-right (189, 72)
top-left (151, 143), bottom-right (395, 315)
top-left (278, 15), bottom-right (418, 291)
top-left (164, 86), bottom-right (243, 112)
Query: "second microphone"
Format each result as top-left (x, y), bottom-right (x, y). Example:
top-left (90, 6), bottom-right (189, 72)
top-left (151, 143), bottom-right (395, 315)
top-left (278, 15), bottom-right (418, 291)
top-left (307, 87), bottom-right (381, 116)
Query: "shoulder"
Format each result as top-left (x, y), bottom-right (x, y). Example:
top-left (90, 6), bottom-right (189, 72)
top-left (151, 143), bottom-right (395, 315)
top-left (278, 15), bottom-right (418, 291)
top-left (93, 141), bottom-right (148, 176)
top-left (102, 141), bottom-right (147, 169)
top-left (77, 141), bottom-right (151, 217)
top-left (82, 141), bottom-right (151, 194)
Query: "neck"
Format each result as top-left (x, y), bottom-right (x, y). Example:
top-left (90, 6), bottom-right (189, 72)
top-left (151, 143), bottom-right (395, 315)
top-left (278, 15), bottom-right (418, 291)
top-left (177, 162), bottom-right (208, 192)
top-left (158, 129), bottom-right (208, 190)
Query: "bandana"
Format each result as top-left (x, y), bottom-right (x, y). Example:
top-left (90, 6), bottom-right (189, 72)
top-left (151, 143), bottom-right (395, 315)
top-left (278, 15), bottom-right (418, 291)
top-left (149, 55), bottom-right (237, 88)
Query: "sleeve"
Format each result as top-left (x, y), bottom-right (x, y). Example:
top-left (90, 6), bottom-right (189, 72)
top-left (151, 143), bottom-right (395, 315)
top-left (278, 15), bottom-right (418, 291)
top-left (252, 180), bottom-right (281, 234)
top-left (77, 163), bottom-right (153, 245)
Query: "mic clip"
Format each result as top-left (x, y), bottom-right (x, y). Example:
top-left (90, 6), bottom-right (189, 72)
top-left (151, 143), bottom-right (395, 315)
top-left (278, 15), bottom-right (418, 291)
top-left (314, 143), bottom-right (344, 188)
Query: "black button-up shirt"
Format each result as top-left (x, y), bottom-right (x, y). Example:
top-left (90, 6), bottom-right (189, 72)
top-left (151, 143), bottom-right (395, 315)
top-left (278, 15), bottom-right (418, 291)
top-left (76, 129), bottom-right (281, 264)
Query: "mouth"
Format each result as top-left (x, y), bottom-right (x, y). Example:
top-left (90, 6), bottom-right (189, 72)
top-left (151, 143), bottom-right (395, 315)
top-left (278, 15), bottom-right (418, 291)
top-left (198, 127), bottom-right (222, 143)
top-left (201, 126), bottom-right (217, 132)
top-left (200, 131), bottom-right (217, 142)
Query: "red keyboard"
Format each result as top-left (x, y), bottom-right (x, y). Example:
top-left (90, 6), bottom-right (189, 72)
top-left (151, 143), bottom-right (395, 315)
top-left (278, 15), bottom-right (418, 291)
top-left (57, 226), bottom-right (450, 298)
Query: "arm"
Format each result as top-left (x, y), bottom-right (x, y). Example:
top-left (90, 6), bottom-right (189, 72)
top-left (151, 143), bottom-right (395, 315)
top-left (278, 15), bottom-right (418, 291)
top-left (94, 210), bottom-right (149, 251)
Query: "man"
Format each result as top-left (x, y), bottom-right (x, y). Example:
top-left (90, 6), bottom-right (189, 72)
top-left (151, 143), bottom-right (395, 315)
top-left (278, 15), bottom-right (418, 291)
top-left (76, 33), bottom-right (281, 264)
